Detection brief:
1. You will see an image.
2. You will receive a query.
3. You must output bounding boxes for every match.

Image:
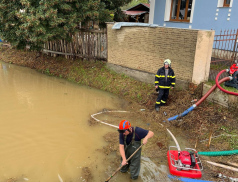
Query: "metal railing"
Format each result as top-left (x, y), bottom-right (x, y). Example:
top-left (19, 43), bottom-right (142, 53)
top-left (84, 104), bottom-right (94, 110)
top-left (209, 29), bottom-right (238, 81)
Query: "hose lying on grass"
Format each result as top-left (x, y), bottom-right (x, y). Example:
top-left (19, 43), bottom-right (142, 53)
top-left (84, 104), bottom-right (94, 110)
top-left (163, 77), bottom-right (230, 122)
top-left (198, 150), bottom-right (238, 156)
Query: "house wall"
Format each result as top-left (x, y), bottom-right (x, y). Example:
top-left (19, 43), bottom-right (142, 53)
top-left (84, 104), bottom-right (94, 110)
top-left (107, 23), bottom-right (215, 87)
top-left (152, 0), bottom-right (238, 32)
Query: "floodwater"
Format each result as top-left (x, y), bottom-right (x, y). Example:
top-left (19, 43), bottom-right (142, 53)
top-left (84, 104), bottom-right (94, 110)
top-left (0, 61), bottom-right (124, 181)
top-left (0, 61), bottom-right (169, 182)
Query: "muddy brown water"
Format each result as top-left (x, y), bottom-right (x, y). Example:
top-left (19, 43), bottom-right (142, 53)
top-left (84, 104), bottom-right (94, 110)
top-left (0, 61), bottom-right (121, 181)
top-left (0, 61), bottom-right (176, 182)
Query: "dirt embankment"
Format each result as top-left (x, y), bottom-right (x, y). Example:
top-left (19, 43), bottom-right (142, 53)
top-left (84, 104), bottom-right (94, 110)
top-left (0, 47), bottom-right (237, 181)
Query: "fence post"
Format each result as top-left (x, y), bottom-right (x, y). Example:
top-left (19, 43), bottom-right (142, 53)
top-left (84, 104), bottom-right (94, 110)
top-left (232, 29), bottom-right (238, 62)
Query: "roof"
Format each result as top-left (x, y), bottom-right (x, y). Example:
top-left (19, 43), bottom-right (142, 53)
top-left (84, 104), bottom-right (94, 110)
top-left (123, 10), bottom-right (148, 16)
top-left (142, 3), bottom-right (150, 8)
top-left (125, 3), bottom-right (150, 11)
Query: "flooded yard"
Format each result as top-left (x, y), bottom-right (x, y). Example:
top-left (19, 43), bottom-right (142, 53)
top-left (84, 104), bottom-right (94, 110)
top-left (0, 61), bottom-right (126, 181)
top-left (0, 61), bottom-right (170, 182)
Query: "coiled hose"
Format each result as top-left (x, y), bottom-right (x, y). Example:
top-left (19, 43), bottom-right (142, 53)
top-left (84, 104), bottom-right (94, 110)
top-left (198, 150), bottom-right (238, 156)
top-left (215, 69), bottom-right (238, 96)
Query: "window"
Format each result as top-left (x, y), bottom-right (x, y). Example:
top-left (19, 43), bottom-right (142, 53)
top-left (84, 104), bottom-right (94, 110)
top-left (170, 0), bottom-right (193, 22)
top-left (223, 0), bottom-right (230, 7)
top-left (217, 0), bottom-right (233, 8)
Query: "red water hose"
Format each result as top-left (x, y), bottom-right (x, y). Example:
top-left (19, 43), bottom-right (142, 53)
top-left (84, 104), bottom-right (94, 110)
top-left (215, 70), bottom-right (238, 96)
top-left (196, 77), bottom-right (230, 107)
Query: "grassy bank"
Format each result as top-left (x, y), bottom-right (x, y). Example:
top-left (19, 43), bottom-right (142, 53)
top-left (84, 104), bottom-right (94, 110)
top-left (206, 79), bottom-right (238, 93)
top-left (0, 47), bottom-right (155, 106)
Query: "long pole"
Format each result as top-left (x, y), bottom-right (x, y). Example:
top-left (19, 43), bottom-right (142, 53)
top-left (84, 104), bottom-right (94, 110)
top-left (105, 144), bottom-right (144, 182)
top-left (206, 161), bottom-right (238, 172)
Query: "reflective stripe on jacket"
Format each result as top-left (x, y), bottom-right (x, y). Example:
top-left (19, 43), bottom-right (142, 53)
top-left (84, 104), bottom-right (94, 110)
top-left (155, 67), bottom-right (176, 88)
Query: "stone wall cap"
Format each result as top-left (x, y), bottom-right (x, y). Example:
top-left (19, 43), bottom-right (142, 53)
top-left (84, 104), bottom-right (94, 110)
top-left (111, 22), bottom-right (159, 30)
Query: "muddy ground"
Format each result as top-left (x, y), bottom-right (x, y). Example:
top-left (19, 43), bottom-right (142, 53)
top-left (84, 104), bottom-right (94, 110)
top-left (0, 47), bottom-right (237, 182)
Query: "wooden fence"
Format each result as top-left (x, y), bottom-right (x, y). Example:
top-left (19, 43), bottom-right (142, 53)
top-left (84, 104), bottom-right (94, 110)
top-left (43, 28), bottom-right (107, 61)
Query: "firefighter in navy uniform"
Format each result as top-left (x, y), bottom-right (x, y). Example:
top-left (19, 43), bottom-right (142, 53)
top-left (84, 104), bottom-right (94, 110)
top-left (155, 59), bottom-right (176, 112)
top-left (118, 120), bottom-right (154, 180)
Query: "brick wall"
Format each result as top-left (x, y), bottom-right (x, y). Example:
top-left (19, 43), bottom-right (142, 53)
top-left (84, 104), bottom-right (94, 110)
top-left (107, 23), bottom-right (213, 84)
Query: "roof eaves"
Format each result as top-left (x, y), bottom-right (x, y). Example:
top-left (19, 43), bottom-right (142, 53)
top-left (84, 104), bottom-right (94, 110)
top-left (124, 11), bottom-right (148, 16)
top-left (142, 3), bottom-right (150, 8)
top-left (125, 3), bottom-right (150, 11)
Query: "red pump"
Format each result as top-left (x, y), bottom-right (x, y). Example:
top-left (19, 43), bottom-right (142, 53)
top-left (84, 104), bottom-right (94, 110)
top-left (167, 129), bottom-right (203, 179)
top-left (216, 60), bottom-right (238, 95)
top-left (179, 151), bottom-right (192, 166)
top-left (229, 62), bottom-right (238, 75)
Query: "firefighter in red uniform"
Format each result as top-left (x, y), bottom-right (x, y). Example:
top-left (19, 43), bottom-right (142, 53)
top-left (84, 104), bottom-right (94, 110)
top-left (155, 59), bottom-right (176, 112)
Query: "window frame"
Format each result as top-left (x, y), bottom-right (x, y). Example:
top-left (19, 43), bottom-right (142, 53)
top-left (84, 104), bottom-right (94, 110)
top-left (169, 0), bottom-right (191, 22)
top-left (217, 0), bottom-right (233, 8)
top-left (223, 0), bottom-right (230, 7)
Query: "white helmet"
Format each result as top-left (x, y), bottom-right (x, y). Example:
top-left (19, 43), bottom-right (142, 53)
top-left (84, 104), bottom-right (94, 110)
top-left (164, 59), bottom-right (171, 67)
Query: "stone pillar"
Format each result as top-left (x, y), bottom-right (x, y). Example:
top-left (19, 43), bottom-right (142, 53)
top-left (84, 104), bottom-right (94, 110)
top-left (192, 30), bottom-right (215, 84)
top-left (149, 0), bottom-right (155, 24)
